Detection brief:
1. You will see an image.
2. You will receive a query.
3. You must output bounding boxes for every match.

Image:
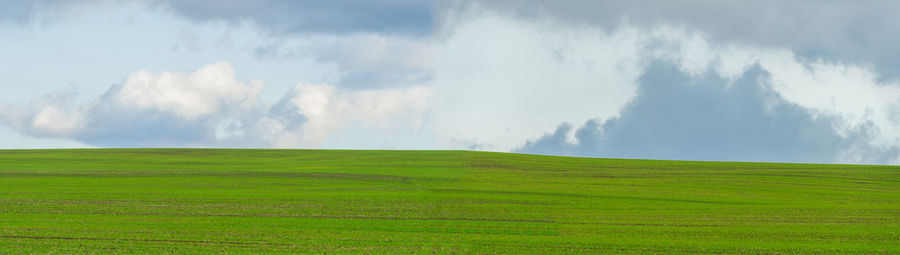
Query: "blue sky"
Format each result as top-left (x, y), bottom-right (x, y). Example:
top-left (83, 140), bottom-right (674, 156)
top-left (2, 0), bottom-right (900, 164)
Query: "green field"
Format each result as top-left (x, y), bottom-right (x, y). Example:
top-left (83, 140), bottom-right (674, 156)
top-left (0, 149), bottom-right (897, 254)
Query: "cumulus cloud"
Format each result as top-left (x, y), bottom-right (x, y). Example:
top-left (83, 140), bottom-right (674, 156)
top-left (100, 62), bottom-right (264, 119)
top-left (5, 1), bottom-right (900, 164)
top-left (516, 62), bottom-right (892, 163)
top-left (433, 5), bottom-right (900, 164)
top-left (430, 9), bottom-right (643, 151)
top-left (0, 62), bottom-right (431, 148)
top-left (0, 91), bottom-right (87, 138)
top-left (0, 62), bottom-right (265, 147)
top-left (642, 27), bottom-right (900, 163)
top-left (255, 82), bottom-right (431, 148)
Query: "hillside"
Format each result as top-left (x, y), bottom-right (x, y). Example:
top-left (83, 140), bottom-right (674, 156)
top-left (0, 149), bottom-right (897, 253)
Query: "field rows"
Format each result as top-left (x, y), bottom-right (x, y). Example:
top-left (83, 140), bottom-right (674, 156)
top-left (0, 149), bottom-right (897, 253)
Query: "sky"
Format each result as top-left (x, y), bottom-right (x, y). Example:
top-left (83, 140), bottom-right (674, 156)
top-left (2, 0), bottom-right (900, 164)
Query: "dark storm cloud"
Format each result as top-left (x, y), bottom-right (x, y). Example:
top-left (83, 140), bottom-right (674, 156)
top-left (448, 0), bottom-right (900, 80)
top-left (516, 61), bottom-right (896, 163)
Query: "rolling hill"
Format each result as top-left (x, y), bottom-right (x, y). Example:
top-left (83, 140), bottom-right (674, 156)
top-left (0, 149), bottom-right (897, 253)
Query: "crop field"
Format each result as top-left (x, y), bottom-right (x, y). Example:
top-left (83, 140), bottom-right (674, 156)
top-left (0, 149), bottom-right (897, 254)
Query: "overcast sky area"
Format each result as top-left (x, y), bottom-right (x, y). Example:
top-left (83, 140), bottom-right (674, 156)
top-left (2, 0), bottom-right (900, 164)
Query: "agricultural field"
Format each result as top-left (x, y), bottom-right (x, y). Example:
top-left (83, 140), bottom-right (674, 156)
top-left (0, 149), bottom-right (897, 254)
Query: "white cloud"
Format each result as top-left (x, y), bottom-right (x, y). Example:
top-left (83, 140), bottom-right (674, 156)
top-left (260, 82), bottom-right (432, 148)
top-left (107, 62), bottom-right (264, 119)
top-left (431, 10), bottom-right (644, 151)
top-left (0, 62), bottom-right (268, 147)
top-left (453, 0), bottom-right (900, 79)
top-left (0, 62), bottom-right (432, 148)
top-left (2, 2), bottom-right (900, 164)
top-left (0, 91), bottom-right (86, 138)
top-left (431, 5), bottom-right (900, 163)
top-left (639, 25), bottom-right (900, 162)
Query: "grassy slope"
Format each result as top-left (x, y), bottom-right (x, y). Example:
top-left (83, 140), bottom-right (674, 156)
top-left (0, 149), bottom-right (897, 254)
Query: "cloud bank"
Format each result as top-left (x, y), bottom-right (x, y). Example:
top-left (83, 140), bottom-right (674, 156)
top-left (450, 0), bottom-right (900, 80)
top-left (516, 63), bottom-right (893, 163)
top-left (0, 62), bottom-right (430, 148)
top-left (431, 4), bottom-right (900, 164)
top-left (4, 1), bottom-right (900, 164)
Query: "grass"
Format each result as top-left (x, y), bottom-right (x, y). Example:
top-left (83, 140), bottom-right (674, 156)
top-left (0, 149), bottom-right (897, 254)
